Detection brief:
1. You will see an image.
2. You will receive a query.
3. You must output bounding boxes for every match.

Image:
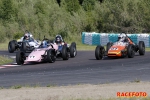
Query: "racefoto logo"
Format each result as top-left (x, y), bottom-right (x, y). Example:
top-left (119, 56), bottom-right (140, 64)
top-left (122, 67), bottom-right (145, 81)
top-left (117, 92), bottom-right (147, 97)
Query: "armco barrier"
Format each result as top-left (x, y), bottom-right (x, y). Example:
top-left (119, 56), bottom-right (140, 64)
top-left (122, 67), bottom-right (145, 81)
top-left (82, 32), bottom-right (150, 47)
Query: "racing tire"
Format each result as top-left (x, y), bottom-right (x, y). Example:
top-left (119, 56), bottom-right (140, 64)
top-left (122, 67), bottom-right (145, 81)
top-left (21, 42), bottom-right (26, 52)
top-left (70, 42), bottom-right (77, 58)
top-left (127, 44), bottom-right (135, 58)
top-left (47, 49), bottom-right (56, 63)
top-left (8, 41), bottom-right (15, 53)
top-left (12, 40), bottom-right (17, 46)
top-left (95, 45), bottom-right (105, 60)
top-left (138, 41), bottom-right (145, 55)
top-left (106, 42), bottom-right (113, 52)
top-left (62, 46), bottom-right (69, 60)
top-left (16, 51), bottom-right (25, 65)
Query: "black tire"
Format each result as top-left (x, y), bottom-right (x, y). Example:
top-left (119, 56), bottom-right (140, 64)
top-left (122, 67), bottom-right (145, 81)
top-left (106, 42), bottom-right (113, 52)
top-left (95, 45), bottom-right (105, 60)
top-left (21, 42), bottom-right (26, 52)
top-left (127, 44), bottom-right (135, 58)
top-left (70, 42), bottom-right (77, 58)
top-left (47, 49), bottom-right (56, 63)
top-left (8, 41), bottom-right (15, 53)
top-left (138, 41), bottom-right (145, 55)
top-left (16, 51), bottom-right (25, 65)
top-left (12, 40), bottom-right (17, 46)
top-left (62, 46), bottom-right (69, 60)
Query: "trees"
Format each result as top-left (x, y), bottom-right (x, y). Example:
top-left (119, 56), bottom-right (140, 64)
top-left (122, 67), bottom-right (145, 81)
top-left (61, 0), bottom-right (80, 13)
top-left (0, 0), bottom-right (150, 43)
top-left (0, 0), bottom-right (17, 22)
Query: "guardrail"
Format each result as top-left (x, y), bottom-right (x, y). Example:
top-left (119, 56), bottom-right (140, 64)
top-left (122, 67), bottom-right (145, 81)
top-left (82, 32), bottom-right (150, 47)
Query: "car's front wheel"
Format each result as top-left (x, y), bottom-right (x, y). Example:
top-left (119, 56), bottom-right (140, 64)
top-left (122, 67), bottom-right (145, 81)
top-left (8, 41), bottom-right (16, 53)
top-left (127, 44), bottom-right (135, 58)
top-left (16, 51), bottom-right (25, 65)
top-left (47, 49), bottom-right (56, 63)
top-left (62, 46), bottom-right (69, 60)
top-left (95, 45), bottom-right (105, 60)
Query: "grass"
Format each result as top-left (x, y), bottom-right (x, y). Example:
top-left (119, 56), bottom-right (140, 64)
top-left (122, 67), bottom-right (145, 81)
top-left (47, 84), bottom-right (57, 87)
top-left (11, 85), bottom-right (22, 89)
top-left (132, 78), bottom-right (141, 83)
top-left (0, 42), bottom-right (8, 51)
top-left (0, 55), bottom-right (13, 65)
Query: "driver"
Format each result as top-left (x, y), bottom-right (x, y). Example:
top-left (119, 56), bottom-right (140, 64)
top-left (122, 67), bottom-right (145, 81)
top-left (118, 33), bottom-right (128, 43)
top-left (41, 40), bottom-right (48, 48)
top-left (23, 33), bottom-right (30, 41)
top-left (54, 35), bottom-right (64, 45)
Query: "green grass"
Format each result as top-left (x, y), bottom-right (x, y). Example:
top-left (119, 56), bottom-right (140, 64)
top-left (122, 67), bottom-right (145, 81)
top-left (11, 85), bottom-right (22, 89)
top-left (0, 42), bottom-right (8, 51)
top-left (0, 55), bottom-right (13, 65)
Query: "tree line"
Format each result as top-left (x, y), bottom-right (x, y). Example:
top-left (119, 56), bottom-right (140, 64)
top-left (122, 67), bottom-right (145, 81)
top-left (0, 0), bottom-right (149, 43)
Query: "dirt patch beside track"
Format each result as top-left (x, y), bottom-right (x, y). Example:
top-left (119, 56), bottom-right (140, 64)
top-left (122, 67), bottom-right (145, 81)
top-left (0, 81), bottom-right (149, 100)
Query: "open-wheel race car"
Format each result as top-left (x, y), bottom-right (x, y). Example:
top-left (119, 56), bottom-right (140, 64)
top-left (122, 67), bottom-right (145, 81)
top-left (95, 33), bottom-right (145, 60)
top-left (56, 42), bottom-right (77, 60)
top-left (8, 33), bottom-right (41, 53)
top-left (16, 35), bottom-right (77, 65)
top-left (8, 39), bottom-right (40, 53)
top-left (53, 35), bottom-right (77, 60)
top-left (16, 40), bottom-right (58, 65)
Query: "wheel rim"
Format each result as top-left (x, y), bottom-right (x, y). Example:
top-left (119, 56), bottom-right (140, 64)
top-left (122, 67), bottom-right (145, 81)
top-left (142, 45), bottom-right (145, 53)
top-left (73, 48), bottom-right (76, 56)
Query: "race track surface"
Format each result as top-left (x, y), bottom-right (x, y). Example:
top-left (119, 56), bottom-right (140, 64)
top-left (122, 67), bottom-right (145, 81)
top-left (0, 50), bottom-right (150, 88)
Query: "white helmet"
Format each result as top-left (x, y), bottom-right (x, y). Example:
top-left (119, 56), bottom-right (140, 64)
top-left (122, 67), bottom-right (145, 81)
top-left (118, 33), bottom-right (126, 42)
top-left (29, 34), bottom-right (33, 38)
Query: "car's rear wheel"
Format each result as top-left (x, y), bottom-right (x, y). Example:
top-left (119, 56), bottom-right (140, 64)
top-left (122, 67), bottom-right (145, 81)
top-left (8, 41), bottom-right (15, 53)
top-left (47, 49), bottom-right (56, 63)
top-left (127, 44), bottom-right (135, 58)
top-left (16, 51), bottom-right (25, 65)
top-left (95, 45), bottom-right (105, 60)
top-left (138, 41), bottom-right (145, 55)
top-left (62, 46), bottom-right (69, 60)
top-left (70, 42), bottom-right (77, 58)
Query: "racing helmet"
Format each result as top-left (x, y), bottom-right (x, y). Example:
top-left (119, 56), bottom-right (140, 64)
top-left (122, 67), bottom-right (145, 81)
top-left (118, 33), bottom-right (126, 42)
top-left (55, 35), bottom-right (63, 44)
top-left (28, 33), bottom-right (33, 38)
top-left (24, 33), bottom-right (29, 40)
top-left (42, 40), bottom-right (48, 48)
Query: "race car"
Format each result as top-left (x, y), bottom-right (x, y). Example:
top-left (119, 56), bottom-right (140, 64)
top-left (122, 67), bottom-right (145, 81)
top-left (95, 33), bottom-right (145, 60)
top-left (16, 40), bottom-right (58, 65)
top-left (53, 35), bottom-right (77, 60)
top-left (56, 42), bottom-right (77, 60)
top-left (8, 37), bottom-right (41, 53)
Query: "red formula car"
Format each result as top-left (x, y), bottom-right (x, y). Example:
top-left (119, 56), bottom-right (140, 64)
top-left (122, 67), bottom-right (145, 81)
top-left (95, 33), bottom-right (145, 60)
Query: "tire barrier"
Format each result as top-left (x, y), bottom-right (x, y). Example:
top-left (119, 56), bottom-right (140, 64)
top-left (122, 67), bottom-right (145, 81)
top-left (82, 32), bottom-right (150, 47)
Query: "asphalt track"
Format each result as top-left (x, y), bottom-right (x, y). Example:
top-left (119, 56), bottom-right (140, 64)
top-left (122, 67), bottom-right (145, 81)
top-left (0, 50), bottom-right (150, 88)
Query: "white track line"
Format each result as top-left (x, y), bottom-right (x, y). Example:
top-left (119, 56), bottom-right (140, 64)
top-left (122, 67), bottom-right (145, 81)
top-left (10, 56), bottom-right (16, 58)
top-left (0, 66), bottom-right (6, 69)
top-left (2, 64), bottom-right (21, 67)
